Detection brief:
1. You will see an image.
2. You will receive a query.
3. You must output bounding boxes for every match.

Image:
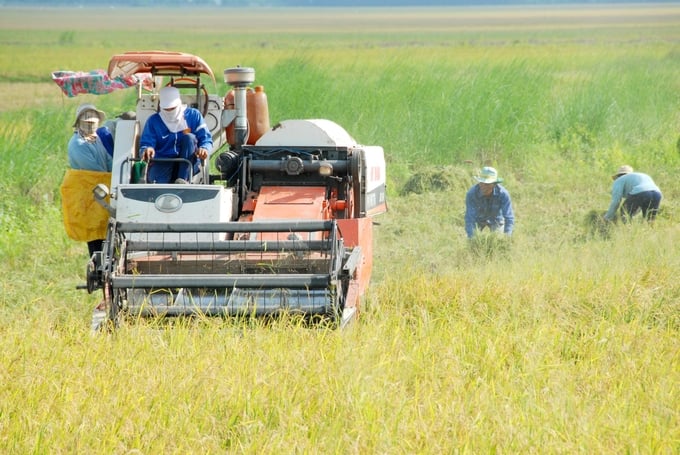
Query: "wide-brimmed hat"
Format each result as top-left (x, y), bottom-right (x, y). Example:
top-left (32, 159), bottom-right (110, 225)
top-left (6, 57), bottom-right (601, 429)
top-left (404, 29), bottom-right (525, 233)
top-left (612, 164), bottom-right (633, 179)
top-left (474, 166), bottom-right (503, 184)
top-left (159, 86), bottom-right (182, 109)
top-left (73, 103), bottom-right (106, 127)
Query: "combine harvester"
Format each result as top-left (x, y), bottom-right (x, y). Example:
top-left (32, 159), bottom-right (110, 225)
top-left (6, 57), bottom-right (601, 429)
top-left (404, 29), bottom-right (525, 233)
top-left (82, 51), bottom-right (387, 329)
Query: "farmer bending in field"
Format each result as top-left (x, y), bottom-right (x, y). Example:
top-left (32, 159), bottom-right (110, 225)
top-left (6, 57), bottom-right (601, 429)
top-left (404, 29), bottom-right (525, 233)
top-left (465, 166), bottom-right (515, 238)
top-left (139, 86), bottom-right (213, 184)
top-left (604, 165), bottom-right (662, 223)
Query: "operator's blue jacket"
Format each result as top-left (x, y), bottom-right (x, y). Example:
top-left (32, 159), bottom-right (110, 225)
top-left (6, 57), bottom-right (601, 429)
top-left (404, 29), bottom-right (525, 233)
top-left (138, 107), bottom-right (213, 159)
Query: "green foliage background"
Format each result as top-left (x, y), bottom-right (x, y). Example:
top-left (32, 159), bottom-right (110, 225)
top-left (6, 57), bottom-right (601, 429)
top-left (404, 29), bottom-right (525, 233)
top-left (0, 6), bottom-right (679, 453)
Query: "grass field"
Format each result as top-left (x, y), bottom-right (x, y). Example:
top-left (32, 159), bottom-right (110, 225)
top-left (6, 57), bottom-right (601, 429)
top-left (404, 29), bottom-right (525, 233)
top-left (1, 5), bottom-right (679, 453)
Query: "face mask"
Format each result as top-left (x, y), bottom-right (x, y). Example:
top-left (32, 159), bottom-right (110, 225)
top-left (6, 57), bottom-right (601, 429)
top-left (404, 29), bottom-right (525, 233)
top-left (78, 120), bottom-right (99, 141)
top-left (159, 104), bottom-right (187, 133)
top-left (160, 106), bottom-right (182, 124)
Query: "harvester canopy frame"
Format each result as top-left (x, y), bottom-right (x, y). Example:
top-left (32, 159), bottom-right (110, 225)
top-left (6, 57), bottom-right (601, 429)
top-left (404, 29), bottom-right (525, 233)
top-left (107, 50), bottom-right (215, 81)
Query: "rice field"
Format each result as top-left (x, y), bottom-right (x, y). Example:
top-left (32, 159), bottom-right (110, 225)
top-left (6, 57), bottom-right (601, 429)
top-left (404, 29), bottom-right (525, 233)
top-left (0, 5), bottom-right (679, 453)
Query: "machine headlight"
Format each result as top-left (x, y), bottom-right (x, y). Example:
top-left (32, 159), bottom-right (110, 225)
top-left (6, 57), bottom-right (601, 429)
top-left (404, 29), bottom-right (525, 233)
top-left (155, 194), bottom-right (183, 213)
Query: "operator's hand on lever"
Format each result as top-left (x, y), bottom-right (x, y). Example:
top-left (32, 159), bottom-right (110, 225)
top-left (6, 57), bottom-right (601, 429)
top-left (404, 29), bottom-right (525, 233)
top-left (196, 147), bottom-right (209, 160)
top-left (142, 147), bottom-right (155, 162)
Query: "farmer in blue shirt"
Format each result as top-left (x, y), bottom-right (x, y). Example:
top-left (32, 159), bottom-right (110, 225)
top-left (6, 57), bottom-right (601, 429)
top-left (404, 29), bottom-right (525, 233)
top-left (139, 86), bottom-right (213, 183)
top-left (64, 104), bottom-right (114, 258)
top-left (67, 103), bottom-right (113, 172)
top-left (604, 165), bottom-right (662, 223)
top-left (465, 166), bottom-right (515, 238)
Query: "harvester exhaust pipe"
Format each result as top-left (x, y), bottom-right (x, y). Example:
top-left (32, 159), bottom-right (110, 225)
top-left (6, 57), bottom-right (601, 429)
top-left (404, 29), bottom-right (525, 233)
top-left (223, 66), bottom-right (255, 150)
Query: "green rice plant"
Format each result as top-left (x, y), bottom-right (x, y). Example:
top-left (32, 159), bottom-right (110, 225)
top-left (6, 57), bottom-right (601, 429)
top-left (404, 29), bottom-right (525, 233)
top-left (466, 229), bottom-right (513, 261)
top-left (583, 208), bottom-right (614, 239)
top-left (400, 164), bottom-right (471, 196)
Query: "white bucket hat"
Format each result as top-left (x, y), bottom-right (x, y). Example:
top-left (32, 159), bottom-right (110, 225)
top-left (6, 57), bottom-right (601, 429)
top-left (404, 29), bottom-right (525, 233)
top-left (73, 103), bottom-right (106, 127)
top-left (474, 166), bottom-right (503, 184)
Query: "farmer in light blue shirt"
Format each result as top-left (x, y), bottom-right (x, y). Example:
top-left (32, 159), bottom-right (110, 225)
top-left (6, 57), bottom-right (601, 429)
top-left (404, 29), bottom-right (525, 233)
top-left (65, 103), bottom-right (114, 259)
top-left (465, 166), bottom-right (515, 238)
top-left (67, 103), bottom-right (113, 172)
top-left (604, 165), bottom-right (662, 222)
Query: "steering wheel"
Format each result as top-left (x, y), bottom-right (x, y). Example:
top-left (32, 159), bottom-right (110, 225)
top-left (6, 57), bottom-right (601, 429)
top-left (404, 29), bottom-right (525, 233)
top-left (165, 78), bottom-right (209, 117)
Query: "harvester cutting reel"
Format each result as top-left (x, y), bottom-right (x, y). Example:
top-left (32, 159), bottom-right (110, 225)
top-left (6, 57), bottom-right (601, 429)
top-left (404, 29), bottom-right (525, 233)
top-left (88, 218), bottom-right (356, 330)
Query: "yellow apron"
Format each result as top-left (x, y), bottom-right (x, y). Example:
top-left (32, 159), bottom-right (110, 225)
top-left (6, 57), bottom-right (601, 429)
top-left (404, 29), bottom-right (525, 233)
top-left (60, 169), bottom-right (111, 242)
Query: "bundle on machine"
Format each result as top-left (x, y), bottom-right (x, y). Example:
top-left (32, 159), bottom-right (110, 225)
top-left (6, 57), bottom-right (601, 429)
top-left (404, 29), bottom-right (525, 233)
top-left (84, 51), bottom-right (387, 329)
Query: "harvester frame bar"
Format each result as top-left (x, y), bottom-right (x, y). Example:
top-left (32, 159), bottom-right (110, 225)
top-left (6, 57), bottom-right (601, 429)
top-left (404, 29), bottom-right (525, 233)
top-left (116, 220), bottom-right (334, 233)
top-left (126, 240), bottom-right (330, 252)
top-left (112, 274), bottom-right (331, 289)
top-left (248, 159), bottom-right (348, 174)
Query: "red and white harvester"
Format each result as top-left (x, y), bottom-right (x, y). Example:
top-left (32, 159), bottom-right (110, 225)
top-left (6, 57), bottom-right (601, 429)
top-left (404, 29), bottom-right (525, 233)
top-left (82, 51), bottom-right (387, 329)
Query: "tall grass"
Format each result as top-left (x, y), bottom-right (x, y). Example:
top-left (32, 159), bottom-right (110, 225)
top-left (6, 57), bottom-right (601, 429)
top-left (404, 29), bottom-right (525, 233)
top-left (1, 6), bottom-right (679, 453)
